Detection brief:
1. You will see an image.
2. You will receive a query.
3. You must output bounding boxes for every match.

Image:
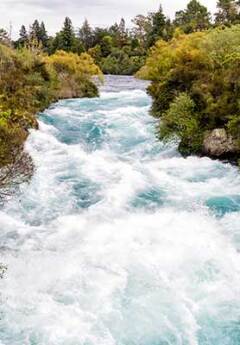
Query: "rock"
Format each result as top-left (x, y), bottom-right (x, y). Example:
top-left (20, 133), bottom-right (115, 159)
top-left (203, 128), bottom-right (239, 157)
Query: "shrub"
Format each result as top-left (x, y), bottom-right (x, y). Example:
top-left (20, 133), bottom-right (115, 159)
top-left (160, 93), bottom-right (202, 154)
top-left (45, 50), bottom-right (102, 98)
top-left (0, 45), bottom-right (102, 167)
top-left (137, 25), bottom-right (240, 157)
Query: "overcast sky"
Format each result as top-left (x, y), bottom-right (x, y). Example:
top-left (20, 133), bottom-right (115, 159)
top-left (0, 0), bottom-right (217, 38)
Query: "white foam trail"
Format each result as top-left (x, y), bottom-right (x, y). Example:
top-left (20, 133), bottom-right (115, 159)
top-left (0, 76), bottom-right (240, 345)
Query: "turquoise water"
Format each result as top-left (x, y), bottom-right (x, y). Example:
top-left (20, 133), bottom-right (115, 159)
top-left (0, 76), bottom-right (240, 345)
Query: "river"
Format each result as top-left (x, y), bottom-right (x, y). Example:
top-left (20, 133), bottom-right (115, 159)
top-left (0, 76), bottom-right (240, 345)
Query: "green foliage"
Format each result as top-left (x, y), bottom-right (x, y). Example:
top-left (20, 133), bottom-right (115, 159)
top-left (79, 19), bottom-right (94, 50)
top-left (160, 93), bottom-right (203, 154)
top-left (12, 0), bottom-right (240, 77)
top-left (100, 36), bottom-right (113, 57)
top-left (174, 0), bottom-right (211, 33)
top-left (50, 17), bottom-right (83, 54)
top-left (57, 17), bottom-right (75, 52)
top-left (137, 25), bottom-right (240, 157)
top-left (147, 5), bottom-right (168, 47)
top-left (46, 50), bottom-right (102, 98)
top-left (215, 0), bottom-right (240, 25)
top-left (18, 25), bottom-right (28, 47)
top-left (0, 28), bottom-right (10, 45)
top-left (227, 116), bottom-right (240, 139)
top-left (131, 14), bottom-right (153, 49)
top-left (100, 48), bottom-right (145, 75)
top-left (0, 263), bottom-right (7, 279)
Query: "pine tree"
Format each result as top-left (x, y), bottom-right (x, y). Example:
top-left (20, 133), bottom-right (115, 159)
top-left (79, 19), bottom-right (93, 50)
top-left (39, 21), bottom-right (48, 48)
top-left (147, 5), bottom-right (167, 47)
top-left (18, 25), bottom-right (28, 47)
top-left (30, 20), bottom-right (41, 41)
top-left (215, 0), bottom-right (240, 25)
top-left (59, 17), bottom-right (76, 52)
top-left (119, 18), bottom-right (126, 35)
top-left (118, 18), bottom-right (128, 47)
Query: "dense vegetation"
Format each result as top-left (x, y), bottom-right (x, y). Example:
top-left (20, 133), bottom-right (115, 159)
top-left (2, 0), bottom-right (240, 77)
top-left (9, 14), bottom-right (165, 75)
top-left (10, 11), bottom-right (173, 75)
top-left (0, 2), bottom-right (215, 76)
top-left (137, 0), bottom-right (240, 161)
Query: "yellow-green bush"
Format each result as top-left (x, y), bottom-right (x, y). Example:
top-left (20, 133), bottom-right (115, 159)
top-left (46, 50), bottom-right (102, 77)
top-left (0, 45), bottom-right (102, 166)
top-left (45, 50), bottom-right (102, 99)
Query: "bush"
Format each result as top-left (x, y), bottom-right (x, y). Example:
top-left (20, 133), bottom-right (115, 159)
top-left (46, 50), bottom-right (103, 98)
top-left (0, 45), bottom-right (102, 167)
top-left (98, 47), bottom-right (145, 75)
top-left (160, 93), bottom-right (203, 154)
top-left (137, 25), bottom-right (240, 157)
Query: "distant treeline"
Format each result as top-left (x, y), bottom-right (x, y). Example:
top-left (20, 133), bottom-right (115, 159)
top-left (1, 0), bottom-right (240, 75)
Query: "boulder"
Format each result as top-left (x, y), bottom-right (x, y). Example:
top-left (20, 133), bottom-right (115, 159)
top-left (203, 128), bottom-right (239, 157)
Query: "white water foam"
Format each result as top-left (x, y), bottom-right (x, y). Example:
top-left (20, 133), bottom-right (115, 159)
top-left (0, 76), bottom-right (240, 345)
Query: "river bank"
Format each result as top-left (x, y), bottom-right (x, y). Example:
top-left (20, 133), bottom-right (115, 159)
top-left (0, 45), bottom-right (102, 202)
top-left (0, 45), bottom-right (101, 168)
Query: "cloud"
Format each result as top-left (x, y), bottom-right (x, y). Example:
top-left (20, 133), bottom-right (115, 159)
top-left (4, 0), bottom-right (107, 9)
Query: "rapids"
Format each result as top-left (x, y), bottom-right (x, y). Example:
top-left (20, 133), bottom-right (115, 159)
top-left (0, 76), bottom-right (240, 345)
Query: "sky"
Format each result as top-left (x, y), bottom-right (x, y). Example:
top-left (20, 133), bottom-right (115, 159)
top-left (0, 0), bottom-right (217, 38)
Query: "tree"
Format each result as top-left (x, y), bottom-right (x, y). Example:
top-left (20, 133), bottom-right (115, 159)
top-left (0, 28), bottom-right (10, 45)
top-left (92, 27), bottom-right (111, 46)
top-left (118, 18), bottom-right (128, 47)
top-left (174, 0), bottom-right (211, 33)
top-left (79, 19), bottom-right (93, 50)
top-left (39, 21), bottom-right (49, 48)
top-left (131, 14), bottom-right (153, 48)
top-left (88, 44), bottom-right (102, 65)
top-left (100, 35), bottom-right (113, 57)
top-left (26, 20), bottom-right (49, 50)
top-left (58, 17), bottom-right (76, 52)
top-left (18, 25), bottom-right (28, 47)
top-left (147, 5), bottom-right (167, 47)
top-left (51, 17), bottom-right (83, 53)
top-left (30, 20), bottom-right (41, 41)
top-left (215, 0), bottom-right (240, 25)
